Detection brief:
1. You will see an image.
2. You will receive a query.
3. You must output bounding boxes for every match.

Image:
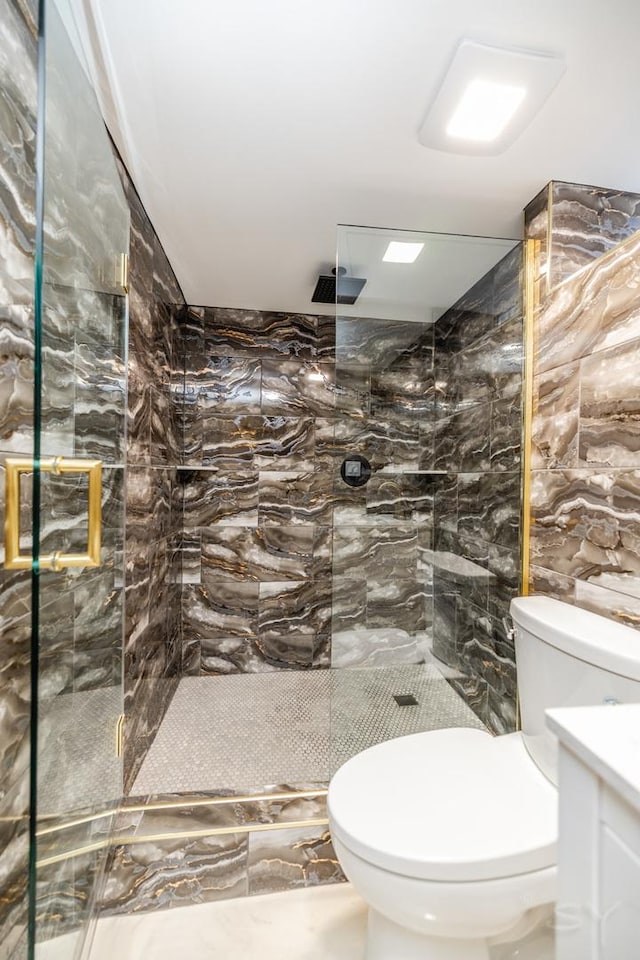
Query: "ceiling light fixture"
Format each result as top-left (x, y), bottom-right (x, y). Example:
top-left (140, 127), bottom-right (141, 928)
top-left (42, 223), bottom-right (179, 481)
top-left (383, 241), bottom-right (425, 263)
top-left (418, 39), bottom-right (565, 155)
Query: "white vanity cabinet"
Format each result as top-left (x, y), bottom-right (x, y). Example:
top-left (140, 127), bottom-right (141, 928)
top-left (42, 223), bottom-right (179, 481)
top-left (546, 704), bottom-right (640, 960)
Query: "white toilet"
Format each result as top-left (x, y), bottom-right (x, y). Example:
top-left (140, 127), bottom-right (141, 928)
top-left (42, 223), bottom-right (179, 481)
top-left (328, 596), bottom-right (640, 959)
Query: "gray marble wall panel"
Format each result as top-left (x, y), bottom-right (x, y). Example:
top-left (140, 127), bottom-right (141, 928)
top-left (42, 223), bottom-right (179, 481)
top-left (430, 245), bottom-right (524, 734)
top-left (94, 793), bottom-right (337, 916)
top-left (0, 1), bottom-right (37, 954)
top-left (115, 160), bottom-right (186, 794)
top-left (180, 309), bottom-right (437, 674)
top-left (525, 181), bottom-right (640, 292)
top-left (526, 181), bottom-right (640, 634)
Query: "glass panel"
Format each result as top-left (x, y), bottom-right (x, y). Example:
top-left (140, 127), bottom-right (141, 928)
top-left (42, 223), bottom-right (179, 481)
top-left (330, 225), bottom-right (523, 771)
top-left (31, 0), bottom-right (129, 955)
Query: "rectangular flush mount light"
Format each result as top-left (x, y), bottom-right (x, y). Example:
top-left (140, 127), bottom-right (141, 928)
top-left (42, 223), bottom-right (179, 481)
top-left (419, 39), bottom-right (565, 155)
top-left (383, 241), bottom-right (425, 263)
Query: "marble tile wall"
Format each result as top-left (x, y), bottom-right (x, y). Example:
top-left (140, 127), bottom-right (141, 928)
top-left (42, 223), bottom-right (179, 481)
top-left (98, 791), bottom-right (342, 916)
top-left (429, 245), bottom-right (524, 734)
top-left (526, 182), bottom-right (640, 629)
top-left (116, 160), bottom-right (186, 793)
top-left (0, 1), bottom-right (37, 955)
top-left (178, 308), bottom-right (436, 674)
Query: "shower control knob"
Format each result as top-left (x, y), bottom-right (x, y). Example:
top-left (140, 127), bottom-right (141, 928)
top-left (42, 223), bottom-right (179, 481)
top-left (340, 455), bottom-right (372, 487)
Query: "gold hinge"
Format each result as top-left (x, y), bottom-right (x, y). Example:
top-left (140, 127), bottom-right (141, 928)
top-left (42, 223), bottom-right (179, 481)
top-left (115, 714), bottom-right (125, 758)
top-left (117, 253), bottom-right (129, 293)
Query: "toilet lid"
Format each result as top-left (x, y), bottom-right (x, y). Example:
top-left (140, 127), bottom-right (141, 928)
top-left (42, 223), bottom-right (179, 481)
top-left (328, 728), bottom-right (557, 882)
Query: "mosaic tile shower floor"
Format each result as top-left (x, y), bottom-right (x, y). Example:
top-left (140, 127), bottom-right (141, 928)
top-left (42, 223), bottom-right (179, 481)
top-left (131, 665), bottom-right (485, 795)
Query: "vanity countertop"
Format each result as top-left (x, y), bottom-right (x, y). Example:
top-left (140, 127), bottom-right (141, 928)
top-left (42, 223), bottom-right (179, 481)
top-left (546, 703), bottom-right (640, 814)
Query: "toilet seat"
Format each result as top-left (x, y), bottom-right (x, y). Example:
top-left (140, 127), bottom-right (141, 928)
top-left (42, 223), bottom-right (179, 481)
top-left (328, 728), bottom-right (557, 883)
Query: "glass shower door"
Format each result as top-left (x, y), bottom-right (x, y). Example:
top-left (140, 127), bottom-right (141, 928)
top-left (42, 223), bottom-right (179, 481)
top-left (329, 225), bottom-right (524, 770)
top-left (26, 0), bottom-right (128, 954)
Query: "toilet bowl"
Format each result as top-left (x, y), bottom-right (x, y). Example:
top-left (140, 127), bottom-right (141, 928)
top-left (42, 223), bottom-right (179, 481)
top-left (328, 597), bottom-right (640, 959)
top-left (329, 727), bottom-right (557, 959)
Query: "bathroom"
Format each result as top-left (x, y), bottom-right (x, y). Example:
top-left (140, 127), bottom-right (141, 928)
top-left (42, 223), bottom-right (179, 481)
top-left (2, 0), bottom-right (640, 958)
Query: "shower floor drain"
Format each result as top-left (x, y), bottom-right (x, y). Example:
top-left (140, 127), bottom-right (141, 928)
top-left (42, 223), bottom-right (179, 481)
top-left (393, 693), bottom-right (419, 707)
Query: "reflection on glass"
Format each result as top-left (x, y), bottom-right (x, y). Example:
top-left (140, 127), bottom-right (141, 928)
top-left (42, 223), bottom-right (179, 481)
top-left (32, 0), bottom-right (129, 954)
top-left (331, 225), bottom-right (524, 773)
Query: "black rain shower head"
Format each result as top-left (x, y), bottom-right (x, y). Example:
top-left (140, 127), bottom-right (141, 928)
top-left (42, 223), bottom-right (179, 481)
top-left (311, 266), bottom-right (367, 305)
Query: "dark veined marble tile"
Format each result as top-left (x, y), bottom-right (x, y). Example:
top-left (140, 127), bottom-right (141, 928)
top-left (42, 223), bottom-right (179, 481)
top-left (73, 570), bottom-right (122, 652)
top-left (366, 578), bottom-right (428, 633)
top-left (530, 469), bottom-right (640, 583)
top-left (333, 524), bottom-right (418, 579)
top-left (183, 581), bottom-right (259, 640)
top-left (180, 305), bottom-right (204, 357)
top-left (0, 610), bottom-right (30, 800)
top-left (201, 524), bottom-right (318, 582)
top-left (486, 681), bottom-right (517, 735)
top-left (0, 0), bottom-right (37, 312)
top-left (0, 815), bottom-right (29, 959)
top-left (574, 577), bottom-right (640, 630)
top-left (74, 341), bottom-right (126, 463)
top-left (579, 337), bottom-right (640, 468)
top-left (336, 317), bottom-right (432, 369)
top-left (199, 635), bottom-right (260, 674)
top-left (190, 355), bottom-right (261, 413)
top-left (153, 232), bottom-right (184, 308)
top-left (258, 469), bottom-right (333, 526)
top-left (247, 826), bottom-right (343, 896)
top-left (437, 403), bottom-right (492, 473)
top-left (127, 382), bottom-right (151, 465)
top-left (431, 580), bottom-right (458, 668)
top-left (333, 363), bottom-right (370, 417)
top-left (550, 182), bottom-right (640, 288)
top-left (201, 414), bottom-right (261, 468)
top-left (492, 244), bottom-right (523, 325)
top-left (203, 307), bottom-right (318, 360)
top-left (331, 577), bottom-right (367, 634)
top-left (370, 357), bottom-right (434, 419)
top-left (490, 395), bottom-right (521, 471)
top-left (432, 473), bottom-right (458, 534)
top-left (177, 390), bottom-right (201, 464)
top-left (446, 674), bottom-right (488, 727)
top-left (332, 413), bottom-right (420, 472)
top-left (0, 305), bottom-right (33, 454)
top-left (456, 601), bottom-right (516, 706)
top-left (532, 361), bottom-right (579, 469)
top-left (254, 632), bottom-right (315, 669)
top-left (100, 832), bottom-right (248, 915)
top-left (366, 472), bottom-right (435, 522)
top-left (182, 468), bottom-right (259, 528)
top-left (314, 314), bottom-right (336, 361)
top-left (262, 359), bottom-right (336, 416)
top-left (258, 580), bottom-right (331, 639)
top-left (255, 415), bottom-right (315, 469)
top-left (537, 228), bottom-right (640, 375)
top-left (149, 385), bottom-right (179, 465)
top-left (312, 633), bottom-right (331, 668)
top-left (434, 285), bottom-right (495, 357)
top-left (180, 534), bottom-right (202, 584)
top-left (458, 471), bottom-right (520, 549)
top-left (430, 534), bottom-right (492, 611)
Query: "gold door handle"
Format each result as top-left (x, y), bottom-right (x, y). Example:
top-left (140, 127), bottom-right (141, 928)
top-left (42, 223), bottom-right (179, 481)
top-left (4, 457), bottom-right (102, 571)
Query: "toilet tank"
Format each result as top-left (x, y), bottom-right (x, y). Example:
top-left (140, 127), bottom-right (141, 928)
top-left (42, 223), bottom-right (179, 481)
top-left (510, 596), bottom-right (640, 785)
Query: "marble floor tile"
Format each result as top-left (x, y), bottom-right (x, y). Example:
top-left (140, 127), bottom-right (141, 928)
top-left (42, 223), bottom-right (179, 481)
top-left (37, 883), bottom-right (554, 960)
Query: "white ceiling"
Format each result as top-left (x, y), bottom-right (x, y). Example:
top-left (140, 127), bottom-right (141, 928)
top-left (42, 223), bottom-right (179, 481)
top-left (80, 0), bottom-right (640, 315)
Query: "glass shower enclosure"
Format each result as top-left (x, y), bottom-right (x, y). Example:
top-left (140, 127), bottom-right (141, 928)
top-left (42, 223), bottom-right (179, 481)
top-left (330, 225), bottom-right (524, 765)
top-left (17, 0), bottom-right (128, 955)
